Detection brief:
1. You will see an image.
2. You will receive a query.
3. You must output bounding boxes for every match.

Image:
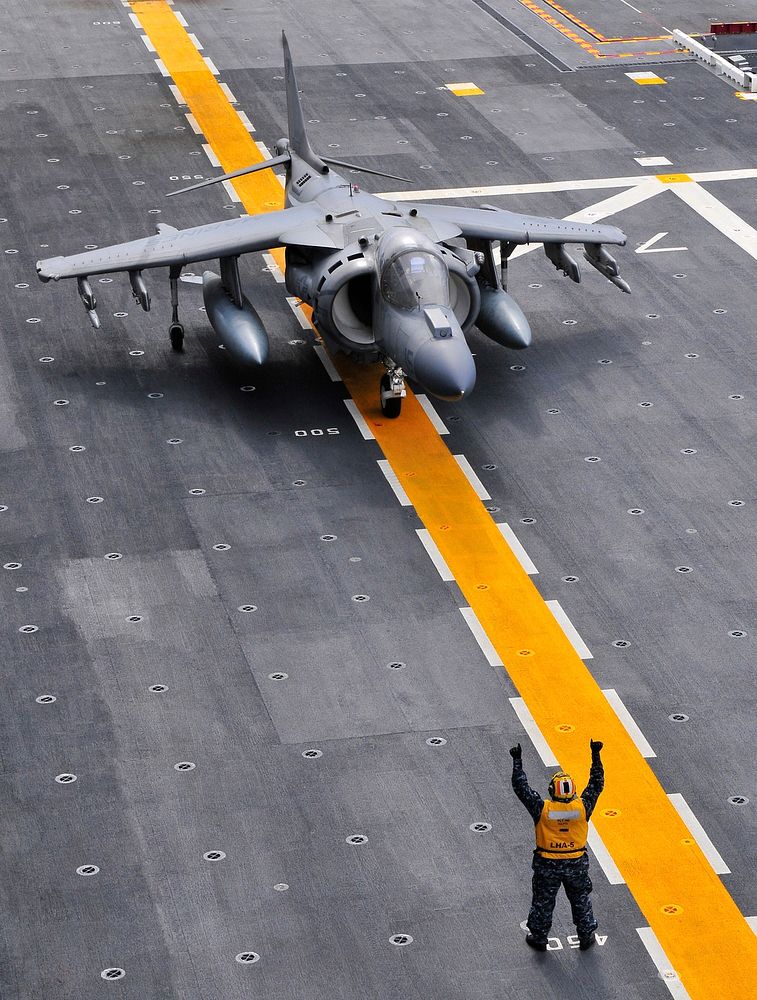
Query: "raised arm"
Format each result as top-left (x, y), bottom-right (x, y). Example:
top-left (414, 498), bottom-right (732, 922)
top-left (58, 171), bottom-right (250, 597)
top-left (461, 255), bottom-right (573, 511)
top-left (581, 739), bottom-right (605, 819)
top-left (510, 744), bottom-right (544, 823)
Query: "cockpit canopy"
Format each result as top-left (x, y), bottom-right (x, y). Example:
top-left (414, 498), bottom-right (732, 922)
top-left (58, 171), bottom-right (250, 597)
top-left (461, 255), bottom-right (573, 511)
top-left (380, 250), bottom-right (449, 311)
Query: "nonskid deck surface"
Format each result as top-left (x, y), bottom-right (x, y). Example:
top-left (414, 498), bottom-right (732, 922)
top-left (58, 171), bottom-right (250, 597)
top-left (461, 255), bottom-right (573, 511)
top-left (1, 2), bottom-right (755, 998)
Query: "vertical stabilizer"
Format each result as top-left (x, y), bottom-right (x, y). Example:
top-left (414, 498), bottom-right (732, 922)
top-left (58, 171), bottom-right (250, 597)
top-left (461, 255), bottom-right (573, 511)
top-left (282, 31), bottom-right (327, 173)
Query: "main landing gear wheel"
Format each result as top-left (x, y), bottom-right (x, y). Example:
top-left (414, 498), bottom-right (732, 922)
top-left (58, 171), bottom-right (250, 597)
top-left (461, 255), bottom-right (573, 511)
top-left (169, 323), bottom-right (184, 352)
top-left (380, 373), bottom-right (402, 418)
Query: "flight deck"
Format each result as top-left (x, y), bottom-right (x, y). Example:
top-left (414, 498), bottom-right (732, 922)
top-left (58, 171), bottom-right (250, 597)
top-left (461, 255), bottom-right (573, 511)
top-left (1, 1), bottom-right (755, 998)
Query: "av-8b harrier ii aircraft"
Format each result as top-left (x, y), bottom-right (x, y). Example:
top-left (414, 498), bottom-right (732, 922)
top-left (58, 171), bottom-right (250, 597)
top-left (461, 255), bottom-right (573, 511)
top-left (37, 33), bottom-right (630, 417)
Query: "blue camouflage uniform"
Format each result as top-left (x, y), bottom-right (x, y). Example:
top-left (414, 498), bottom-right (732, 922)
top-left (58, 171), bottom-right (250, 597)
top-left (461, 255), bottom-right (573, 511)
top-left (512, 753), bottom-right (604, 945)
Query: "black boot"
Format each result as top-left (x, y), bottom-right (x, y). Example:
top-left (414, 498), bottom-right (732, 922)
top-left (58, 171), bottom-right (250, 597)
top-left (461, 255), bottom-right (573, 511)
top-left (526, 933), bottom-right (547, 952)
top-left (579, 932), bottom-right (596, 950)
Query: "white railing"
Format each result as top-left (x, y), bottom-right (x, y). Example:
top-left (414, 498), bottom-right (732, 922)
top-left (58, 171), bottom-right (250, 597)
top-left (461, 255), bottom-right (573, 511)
top-left (672, 28), bottom-right (757, 93)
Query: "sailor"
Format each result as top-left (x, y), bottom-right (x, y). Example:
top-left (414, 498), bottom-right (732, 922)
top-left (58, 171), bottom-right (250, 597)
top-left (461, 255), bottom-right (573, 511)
top-left (510, 739), bottom-right (604, 951)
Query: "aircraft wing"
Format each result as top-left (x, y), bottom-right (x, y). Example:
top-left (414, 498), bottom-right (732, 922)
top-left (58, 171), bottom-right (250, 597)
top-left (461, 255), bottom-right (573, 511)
top-left (36, 202), bottom-right (326, 282)
top-left (415, 204), bottom-right (626, 247)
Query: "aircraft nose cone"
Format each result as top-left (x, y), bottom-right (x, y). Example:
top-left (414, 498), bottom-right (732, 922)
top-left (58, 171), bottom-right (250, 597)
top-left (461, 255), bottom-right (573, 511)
top-left (413, 336), bottom-right (477, 402)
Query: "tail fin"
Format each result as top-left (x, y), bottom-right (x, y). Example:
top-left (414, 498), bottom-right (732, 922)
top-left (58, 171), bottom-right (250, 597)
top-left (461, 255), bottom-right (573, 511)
top-left (282, 31), bottom-right (327, 173)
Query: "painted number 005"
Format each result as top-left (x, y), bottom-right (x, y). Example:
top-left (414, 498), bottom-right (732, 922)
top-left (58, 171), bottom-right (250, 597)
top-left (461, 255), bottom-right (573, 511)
top-left (295, 428), bottom-right (340, 437)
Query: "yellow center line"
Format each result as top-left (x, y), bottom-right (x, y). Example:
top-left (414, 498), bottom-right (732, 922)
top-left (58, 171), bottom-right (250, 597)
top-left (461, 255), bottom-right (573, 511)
top-left (130, 5), bottom-right (757, 996)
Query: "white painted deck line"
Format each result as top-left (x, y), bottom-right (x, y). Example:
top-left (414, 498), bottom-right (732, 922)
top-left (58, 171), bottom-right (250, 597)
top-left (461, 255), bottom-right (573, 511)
top-left (344, 400), bottom-right (375, 441)
top-left (203, 56), bottom-right (220, 75)
top-left (128, 12), bottom-right (141, 28)
top-left (173, 10), bottom-right (189, 27)
top-left (587, 822), bottom-right (625, 885)
top-left (635, 155), bottom-right (671, 166)
top-left (154, 58), bottom-right (170, 77)
top-left (508, 696), bottom-right (558, 766)
top-left (497, 523), bottom-right (538, 575)
top-left (255, 141), bottom-right (274, 159)
top-left (546, 600), bottom-right (593, 659)
top-left (383, 175), bottom-right (648, 201)
top-left (168, 83), bottom-right (188, 105)
top-left (667, 793), bottom-right (731, 875)
top-left (236, 109), bottom-right (256, 132)
top-left (377, 460), bottom-right (412, 507)
top-left (747, 915), bottom-right (757, 935)
top-left (188, 32), bottom-right (203, 50)
top-left (140, 34), bottom-right (156, 52)
top-left (221, 179), bottom-right (241, 203)
top-left (286, 297), bottom-right (311, 329)
top-left (219, 82), bottom-right (237, 104)
top-left (416, 529), bottom-right (454, 581)
top-left (461, 607), bottom-right (503, 666)
top-left (668, 181), bottom-right (757, 262)
top-left (636, 927), bottom-right (692, 999)
top-left (602, 689), bottom-right (656, 758)
top-left (453, 455), bottom-right (491, 500)
top-left (185, 113), bottom-right (202, 135)
top-left (415, 394), bottom-right (449, 434)
top-left (262, 252), bottom-right (284, 283)
top-left (313, 344), bottom-right (341, 382)
top-left (382, 167), bottom-right (757, 203)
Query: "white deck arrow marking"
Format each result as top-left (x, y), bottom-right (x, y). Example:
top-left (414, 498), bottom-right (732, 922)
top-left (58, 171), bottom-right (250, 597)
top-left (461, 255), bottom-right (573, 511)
top-left (636, 232), bottom-right (688, 254)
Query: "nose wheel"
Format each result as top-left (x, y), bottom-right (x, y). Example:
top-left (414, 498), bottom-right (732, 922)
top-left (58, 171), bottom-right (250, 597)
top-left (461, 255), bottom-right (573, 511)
top-left (379, 368), bottom-right (406, 419)
top-left (169, 322), bottom-right (185, 352)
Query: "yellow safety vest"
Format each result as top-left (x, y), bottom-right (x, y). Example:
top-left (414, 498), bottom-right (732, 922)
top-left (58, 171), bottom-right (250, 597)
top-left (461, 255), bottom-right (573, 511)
top-left (535, 798), bottom-right (588, 859)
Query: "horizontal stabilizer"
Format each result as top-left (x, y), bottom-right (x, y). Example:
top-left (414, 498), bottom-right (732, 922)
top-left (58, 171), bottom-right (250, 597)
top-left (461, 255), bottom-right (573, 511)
top-left (166, 153), bottom-right (291, 197)
top-left (321, 156), bottom-right (412, 184)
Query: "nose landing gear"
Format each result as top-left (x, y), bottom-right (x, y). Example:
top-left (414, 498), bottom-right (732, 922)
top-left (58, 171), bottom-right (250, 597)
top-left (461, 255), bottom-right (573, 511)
top-left (380, 364), bottom-right (406, 418)
top-left (169, 265), bottom-right (184, 352)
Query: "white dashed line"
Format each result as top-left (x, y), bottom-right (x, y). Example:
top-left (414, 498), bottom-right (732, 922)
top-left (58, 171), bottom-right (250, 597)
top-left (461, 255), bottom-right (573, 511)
top-left (344, 400), bottom-right (374, 440)
top-left (187, 32), bottom-right (203, 50)
top-left (545, 600), bottom-right (593, 659)
top-left (497, 522), bottom-right (538, 575)
top-left (185, 113), bottom-right (203, 135)
top-left (219, 82), bottom-right (237, 104)
top-left (262, 252), bottom-right (284, 283)
top-left (602, 689), bottom-right (656, 758)
top-left (415, 528), bottom-right (454, 581)
top-left (415, 394), bottom-right (449, 434)
top-left (747, 916), bottom-right (757, 935)
top-left (222, 179), bottom-right (241, 203)
top-left (460, 607), bottom-right (502, 666)
top-left (636, 927), bottom-right (692, 999)
top-left (236, 109), bottom-right (256, 133)
top-left (634, 155), bottom-right (672, 166)
top-left (140, 34), bottom-right (156, 52)
top-left (313, 344), bottom-right (341, 381)
top-left (587, 823), bottom-right (626, 884)
top-left (202, 143), bottom-right (220, 167)
top-left (508, 696), bottom-right (558, 766)
top-left (286, 297), bottom-right (311, 329)
top-left (453, 454), bottom-right (491, 500)
top-left (154, 58), bottom-right (170, 77)
top-left (173, 10), bottom-right (189, 27)
top-left (203, 56), bottom-right (220, 76)
top-left (667, 793), bottom-right (731, 875)
top-left (169, 83), bottom-right (188, 105)
top-left (377, 460), bottom-right (412, 507)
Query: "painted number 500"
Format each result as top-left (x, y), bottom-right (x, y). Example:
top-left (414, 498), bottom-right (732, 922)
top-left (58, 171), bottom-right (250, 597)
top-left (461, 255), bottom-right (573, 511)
top-left (294, 428), bottom-right (339, 437)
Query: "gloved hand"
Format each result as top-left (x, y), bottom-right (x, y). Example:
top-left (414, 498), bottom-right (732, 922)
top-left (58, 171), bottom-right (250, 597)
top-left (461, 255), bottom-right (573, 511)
top-left (510, 743), bottom-right (522, 761)
top-left (590, 739), bottom-right (603, 754)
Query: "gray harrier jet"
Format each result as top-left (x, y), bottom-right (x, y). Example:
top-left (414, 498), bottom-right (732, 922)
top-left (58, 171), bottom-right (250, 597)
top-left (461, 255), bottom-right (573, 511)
top-left (37, 33), bottom-right (629, 417)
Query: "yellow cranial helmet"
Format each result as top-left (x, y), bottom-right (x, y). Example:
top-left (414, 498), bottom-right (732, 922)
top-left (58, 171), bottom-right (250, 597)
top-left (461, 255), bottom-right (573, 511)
top-left (548, 771), bottom-right (576, 801)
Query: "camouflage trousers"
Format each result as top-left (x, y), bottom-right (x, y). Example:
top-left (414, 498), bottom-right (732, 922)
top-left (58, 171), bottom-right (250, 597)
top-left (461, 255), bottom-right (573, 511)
top-left (527, 853), bottom-right (598, 944)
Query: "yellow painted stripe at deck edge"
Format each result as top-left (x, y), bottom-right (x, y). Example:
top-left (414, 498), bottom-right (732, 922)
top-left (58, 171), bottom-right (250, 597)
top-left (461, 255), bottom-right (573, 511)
top-left (129, 5), bottom-right (757, 997)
